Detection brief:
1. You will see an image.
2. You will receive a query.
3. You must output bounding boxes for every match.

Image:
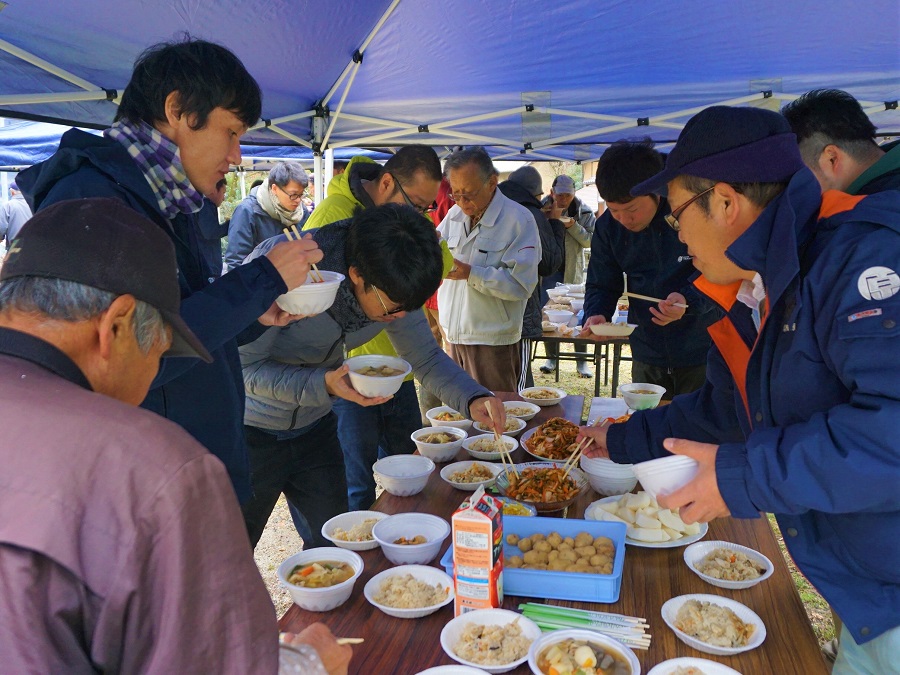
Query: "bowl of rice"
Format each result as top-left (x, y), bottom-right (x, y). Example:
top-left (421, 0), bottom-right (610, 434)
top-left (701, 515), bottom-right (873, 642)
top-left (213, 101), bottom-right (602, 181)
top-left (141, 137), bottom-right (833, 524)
top-left (473, 417), bottom-right (527, 438)
top-left (364, 564), bottom-right (454, 619)
top-left (441, 608), bottom-right (541, 673)
top-left (661, 594), bottom-right (766, 656)
top-left (411, 426), bottom-right (468, 463)
top-left (503, 400), bottom-right (541, 421)
top-left (462, 434), bottom-right (518, 460)
top-left (320, 510), bottom-right (387, 551)
top-left (441, 460), bottom-right (504, 491)
top-left (683, 541), bottom-right (774, 590)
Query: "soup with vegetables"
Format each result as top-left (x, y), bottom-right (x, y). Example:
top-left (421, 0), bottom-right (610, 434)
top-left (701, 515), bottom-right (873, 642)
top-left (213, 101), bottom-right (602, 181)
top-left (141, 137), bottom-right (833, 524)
top-left (537, 639), bottom-right (632, 675)
top-left (355, 365), bottom-right (405, 377)
top-left (288, 561), bottom-right (355, 588)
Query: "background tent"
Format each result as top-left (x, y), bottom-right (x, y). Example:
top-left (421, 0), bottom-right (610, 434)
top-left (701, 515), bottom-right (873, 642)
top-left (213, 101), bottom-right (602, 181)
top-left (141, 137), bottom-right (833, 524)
top-left (0, 0), bottom-right (896, 164)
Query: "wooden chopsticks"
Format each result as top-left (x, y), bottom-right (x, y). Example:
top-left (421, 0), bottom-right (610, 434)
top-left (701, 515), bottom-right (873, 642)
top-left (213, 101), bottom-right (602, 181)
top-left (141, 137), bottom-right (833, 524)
top-left (625, 291), bottom-right (688, 309)
top-left (562, 417), bottom-right (611, 478)
top-left (280, 634), bottom-right (363, 646)
top-left (487, 406), bottom-right (518, 479)
top-left (282, 225), bottom-right (324, 283)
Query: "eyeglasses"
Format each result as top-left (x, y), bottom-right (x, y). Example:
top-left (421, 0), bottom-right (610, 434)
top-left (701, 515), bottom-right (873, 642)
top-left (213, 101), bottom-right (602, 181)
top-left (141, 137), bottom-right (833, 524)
top-left (665, 186), bottom-right (716, 231)
top-left (372, 286), bottom-right (405, 316)
top-left (449, 178), bottom-right (490, 204)
top-left (389, 173), bottom-right (437, 215)
top-left (275, 183), bottom-right (305, 201)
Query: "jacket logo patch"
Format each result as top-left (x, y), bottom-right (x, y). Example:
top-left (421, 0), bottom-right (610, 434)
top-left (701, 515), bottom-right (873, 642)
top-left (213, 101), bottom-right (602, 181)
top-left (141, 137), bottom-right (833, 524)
top-left (848, 308), bottom-right (883, 323)
top-left (857, 266), bottom-right (899, 301)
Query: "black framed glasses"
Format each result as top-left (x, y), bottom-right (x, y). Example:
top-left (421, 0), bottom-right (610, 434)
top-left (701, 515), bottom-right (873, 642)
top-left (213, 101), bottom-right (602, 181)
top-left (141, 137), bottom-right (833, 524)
top-left (275, 183), bottom-right (305, 201)
top-left (389, 173), bottom-right (437, 214)
top-left (664, 186), bottom-right (716, 231)
top-left (449, 178), bottom-right (489, 203)
top-left (372, 285), bottom-right (405, 316)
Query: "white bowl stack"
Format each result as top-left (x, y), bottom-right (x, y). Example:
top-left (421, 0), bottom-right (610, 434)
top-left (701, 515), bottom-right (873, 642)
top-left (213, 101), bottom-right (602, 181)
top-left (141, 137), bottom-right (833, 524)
top-left (372, 512), bottom-right (450, 565)
top-left (631, 454), bottom-right (699, 500)
top-left (275, 270), bottom-right (345, 315)
top-left (373, 455), bottom-right (435, 497)
top-left (411, 426), bottom-right (467, 463)
top-left (276, 547), bottom-right (363, 612)
top-left (580, 456), bottom-right (638, 496)
top-left (344, 354), bottom-right (411, 398)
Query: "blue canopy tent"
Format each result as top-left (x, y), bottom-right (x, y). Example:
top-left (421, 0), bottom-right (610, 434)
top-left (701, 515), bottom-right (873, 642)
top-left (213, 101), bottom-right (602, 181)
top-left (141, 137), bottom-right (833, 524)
top-left (0, 0), bottom-right (896, 178)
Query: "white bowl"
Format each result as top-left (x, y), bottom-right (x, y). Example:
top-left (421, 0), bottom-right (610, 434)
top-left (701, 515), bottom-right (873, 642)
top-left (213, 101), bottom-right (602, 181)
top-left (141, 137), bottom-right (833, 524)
top-left (364, 564), bottom-right (454, 619)
top-left (518, 386), bottom-right (566, 407)
top-left (412, 426), bottom-right (468, 463)
top-left (546, 287), bottom-right (569, 300)
top-left (580, 456), bottom-right (638, 495)
top-left (344, 354), bottom-right (411, 398)
top-left (441, 608), bottom-right (541, 673)
top-left (473, 416), bottom-right (527, 437)
top-left (372, 512), bottom-right (450, 564)
top-left (527, 628), bottom-right (641, 675)
top-left (647, 657), bottom-right (743, 675)
top-left (321, 510), bottom-right (387, 551)
top-left (462, 433), bottom-right (518, 460)
top-left (545, 309), bottom-right (574, 324)
top-left (661, 593), bottom-right (766, 656)
top-left (683, 540), bottom-right (775, 590)
top-left (632, 455), bottom-right (699, 500)
top-left (373, 455), bottom-right (435, 497)
top-left (619, 382), bottom-right (666, 410)
top-left (275, 270), bottom-right (344, 315)
top-left (589, 322), bottom-right (637, 337)
top-left (567, 283), bottom-right (585, 294)
top-left (416, 667), bottom-right (491, 675)
top-left (426, 406), bottom-right (474, 430)
top-left (503, 400), bottom-right (541, 421)
top-left (569, 298), bottom-right (584, 313)
top-left (441, 460), bottom-right (503, 491)
top-left (276, 547), bottom-right (363, 612)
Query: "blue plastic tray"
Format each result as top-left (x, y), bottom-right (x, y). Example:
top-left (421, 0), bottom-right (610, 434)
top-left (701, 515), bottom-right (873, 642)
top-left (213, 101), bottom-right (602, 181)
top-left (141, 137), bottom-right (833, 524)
top-left (442, 515), bottom-right (627, 603)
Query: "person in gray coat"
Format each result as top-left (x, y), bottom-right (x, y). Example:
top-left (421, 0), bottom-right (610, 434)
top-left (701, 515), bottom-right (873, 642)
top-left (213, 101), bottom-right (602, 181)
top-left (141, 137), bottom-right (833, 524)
top-left (0, 182), bottom-right (33, 247)
top-left (224, 162), bottom-right (310, 269)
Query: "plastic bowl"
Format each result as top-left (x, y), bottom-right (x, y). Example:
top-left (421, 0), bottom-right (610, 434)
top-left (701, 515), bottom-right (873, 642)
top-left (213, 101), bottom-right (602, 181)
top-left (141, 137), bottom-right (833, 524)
top-left (503, 400), bottom-right (541, 421)
top-left (441, 460), bottom-right (503, 491)
top-left (589, 322), bottom-right (637, 337)
top-left (463, 433), bottom-right (518, 460)
top-left (495, 462), bottom-right (587, 513)
top-left (345, 354), bottom-right (411, 398)
top-left (320, 510), bottom-right (387, 551)
top-left (364, 564), bottom-right (454, 619)
top-left (683, 540), bottom-right (775, 590)
top-left (372, 513), bottom-right (450, 565)
top-left (631, 455), bottom-right (699, 500)
top-left (544, 309), bottom-right (574, 324)
top-left (618, 382), bottom-right (666, 410)
top-left (518, 386), bottom-right (566, 407)
top-left (473, 416), bottom-right (527, 437)
top-left (527, 628), bottom-right (641, 675)
top-left (411, 426), bottom-right (468, 463)
top-left (569, 298), bottom-right (584, 313)
top-left (426, 406), bottom-right (473, 431)
top-left (494, 495), bottom-right (538, 517)
top-left (580, 456), bottom-right (638, 496)
top-left (275, 270), bottom-right (344, 315)
top-left (276, 547), bottom-right (363, 612)
top-left (546, 287), bottom-right (569, 300)
top-left (373, 455), bottom-right (435, 497)
top-left (661, 593), bottom-right (766, 656)
top-left (441, 608), bottom-right (541, 673)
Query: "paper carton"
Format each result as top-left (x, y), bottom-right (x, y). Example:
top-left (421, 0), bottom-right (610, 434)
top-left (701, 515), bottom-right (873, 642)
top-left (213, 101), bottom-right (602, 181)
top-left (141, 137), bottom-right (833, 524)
top-left (452, 485), bottom-right (504, 615)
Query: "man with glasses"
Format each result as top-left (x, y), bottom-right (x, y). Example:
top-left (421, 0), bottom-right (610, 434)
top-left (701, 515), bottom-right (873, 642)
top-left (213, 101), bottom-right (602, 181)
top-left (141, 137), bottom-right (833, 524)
top-left (438, 147), bottom-right (541, 393)
top-left (224, 161), bottom-right (310, 270)
top-left (578, 106), bottom-right (900, 675)
top-left (579, 139), bottom-right (716, 397)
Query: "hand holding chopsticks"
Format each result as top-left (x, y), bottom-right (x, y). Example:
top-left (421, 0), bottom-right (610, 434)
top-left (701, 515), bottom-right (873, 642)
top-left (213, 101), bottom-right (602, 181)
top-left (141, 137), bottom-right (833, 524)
top-left (486, 405), bottom-right (518, 479)
top-left (282, 226), bottom-right (325, 282)
top-left (562, 417), bottom-right (611, 478)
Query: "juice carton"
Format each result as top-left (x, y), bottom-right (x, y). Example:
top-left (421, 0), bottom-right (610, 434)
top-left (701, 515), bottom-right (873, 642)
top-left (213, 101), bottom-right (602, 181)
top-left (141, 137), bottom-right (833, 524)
top-left (452, 485), bottom-right (504, 616)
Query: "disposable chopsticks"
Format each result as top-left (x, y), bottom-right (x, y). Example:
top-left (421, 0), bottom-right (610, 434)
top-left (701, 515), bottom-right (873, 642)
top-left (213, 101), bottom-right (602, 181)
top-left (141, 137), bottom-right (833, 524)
top-left (487, 406), bottom-right (518, 479)
top-left (519, 603), bottom-right (651, 649)
top-left (625, 291), bottom-right (688, 309)
top-left (562, 417), bottom-right (610, 478)
top-left (282, 226), bottom-right (324, 282)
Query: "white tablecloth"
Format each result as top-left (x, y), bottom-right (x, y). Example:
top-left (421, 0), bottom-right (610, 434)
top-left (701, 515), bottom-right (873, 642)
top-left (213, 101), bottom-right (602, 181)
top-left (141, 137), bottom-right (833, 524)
top-left (587, 397), bottom-right (629, 425)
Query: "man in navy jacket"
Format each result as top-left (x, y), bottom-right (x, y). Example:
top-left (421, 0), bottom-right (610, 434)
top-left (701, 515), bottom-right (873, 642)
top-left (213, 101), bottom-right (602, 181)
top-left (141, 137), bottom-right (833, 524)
top-left (579, 106), bottom-right (900, 674)
top-left (17, 38), bottom-right (321, 501)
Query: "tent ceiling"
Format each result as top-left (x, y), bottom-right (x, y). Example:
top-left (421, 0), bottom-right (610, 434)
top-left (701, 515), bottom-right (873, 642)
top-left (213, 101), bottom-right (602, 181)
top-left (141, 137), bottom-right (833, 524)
top-left (0, 0), bottom-right (897, 162)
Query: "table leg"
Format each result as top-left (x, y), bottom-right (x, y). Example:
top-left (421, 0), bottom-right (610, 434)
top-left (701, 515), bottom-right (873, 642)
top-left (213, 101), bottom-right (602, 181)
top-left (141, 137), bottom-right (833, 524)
top-left (611, 342), bottom-right (622, 396)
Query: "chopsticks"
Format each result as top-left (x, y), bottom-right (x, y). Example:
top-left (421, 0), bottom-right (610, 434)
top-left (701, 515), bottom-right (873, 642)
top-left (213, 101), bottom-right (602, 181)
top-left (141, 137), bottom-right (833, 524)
top-left (562, 417), bottom-right (611, 478)
top-left (519, 603), bottom-right (651, 650)
top-left (280, 634), bottom-right (363, 646)
top-left (487, 406), bottom-right (518, 479)
top-left (625, 291), bottom-right (688, 309)
top-left (282, 225), bottom-right (325, 282)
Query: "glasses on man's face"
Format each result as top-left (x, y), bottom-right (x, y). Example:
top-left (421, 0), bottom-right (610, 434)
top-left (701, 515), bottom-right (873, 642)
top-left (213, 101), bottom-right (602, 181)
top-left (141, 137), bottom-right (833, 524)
top-left (276, 183), bottom-right (305, 201)
top-left (449, 178), bottom-right (490, 204)
top-left (372, 285), bottom-right (405, 316)
top-left (389, 173), bottom-right (437, 215)
top-left (664, 186), bottom-right (716, 231)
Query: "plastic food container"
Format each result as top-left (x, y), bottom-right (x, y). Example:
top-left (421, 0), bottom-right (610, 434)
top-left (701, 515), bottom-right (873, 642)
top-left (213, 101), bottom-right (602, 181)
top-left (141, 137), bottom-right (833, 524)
top-left (276, 547), bottom-right (364, 612)
top-left (344, 354), bottom-right (411, 398)
top-left (275, 270), bottom-right (344, 315)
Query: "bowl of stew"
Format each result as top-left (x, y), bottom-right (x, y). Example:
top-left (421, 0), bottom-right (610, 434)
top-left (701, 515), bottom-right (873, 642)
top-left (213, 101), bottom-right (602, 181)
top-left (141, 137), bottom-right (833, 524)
top-left (277, 547), bottom-right (364, 612)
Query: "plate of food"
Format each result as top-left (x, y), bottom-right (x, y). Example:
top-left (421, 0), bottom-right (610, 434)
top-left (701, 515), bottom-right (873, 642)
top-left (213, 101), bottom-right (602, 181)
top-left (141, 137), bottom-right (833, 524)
top-left (588, 322), bottom-right (637, 337)
top-left (520, 417), bottom-right (580, 462)
top-left (473, 416), bottom-right (527, 437)
top-left (462, 434), bottom-right (518, 460)
top-left (441, 460), bottom-right (504, 491)
top-left (495, 462), bottom-right (587, 513)
top-left (661, 594), bottom-right (766, 656)
top-left (440, 608), bottom-right (541, 673)
top-left (647, 657), bottom-right (744, 675)
top-left (426, 406), bottom-right (474, 431)
top-left (683, 541), bottom-right (774, 590)
top-left (519, 386), bottom-right (566, 407)
top-left (503, 400), bottom-right (541, 421)
top-left (585, 493), bottom-right (708, 548)
top-left (320, 510), bottom-right (387, 551)
top-left (364, 565), bottom-right (454, 619)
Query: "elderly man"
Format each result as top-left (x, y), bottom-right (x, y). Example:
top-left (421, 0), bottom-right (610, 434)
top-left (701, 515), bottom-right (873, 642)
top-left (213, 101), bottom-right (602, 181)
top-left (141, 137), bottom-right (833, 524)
top-left (225, 161), bottom-right (310, 269)
top-left (0, 198), bottom-right (349, 674)
top-left (0, 181), bottom-right (32, 248)
top-left (17, 38), bottom-right (320, 502)
top-left (438, 148), bottom-right (541, 392)
top-left (578, 106), bottom-right (900, 675)
top-left (782, 89), bottom-right (900, 194)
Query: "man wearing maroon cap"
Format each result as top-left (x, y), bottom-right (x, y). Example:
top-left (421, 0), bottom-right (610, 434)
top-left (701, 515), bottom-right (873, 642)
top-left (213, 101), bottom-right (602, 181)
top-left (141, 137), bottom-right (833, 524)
top-left (577, 106), bottom-right (900, 674)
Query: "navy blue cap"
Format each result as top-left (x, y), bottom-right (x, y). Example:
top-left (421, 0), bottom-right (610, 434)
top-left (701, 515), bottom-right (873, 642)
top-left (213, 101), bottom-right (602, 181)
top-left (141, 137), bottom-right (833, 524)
top-left (632, 106), bottom-right (806, 196)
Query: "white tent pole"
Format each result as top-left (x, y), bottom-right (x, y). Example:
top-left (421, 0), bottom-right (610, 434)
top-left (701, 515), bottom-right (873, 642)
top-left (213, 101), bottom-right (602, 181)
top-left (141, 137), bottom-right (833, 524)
top-left (267, 126), bottom-right (313, 148)
top-left (0, 91), bottom-right (112, 106)
top-left (331, 126), bottom-right (518, 147)
top-left (313, 154), bottom-right (324, 204)
top-left (321, 60), bottom-right (361, 149)
top-left (0, 37), bottom-right (104, 93)
top-left (492, 148), bottom-right (572, 162)
top-left (324, 149), bottom-right (335, 191)
top-left (531, 121), bottom-right (637, 148)
top-left (239, 169), bottom-right (247, 200)
top-left (249, 110), bottom-right (314, 132)
top-left (648, 93), bottom-right (769, 122)
top-left (539, 108), bottom-right (632, 124)
top-left (331, 112), bottom-right (418, 128)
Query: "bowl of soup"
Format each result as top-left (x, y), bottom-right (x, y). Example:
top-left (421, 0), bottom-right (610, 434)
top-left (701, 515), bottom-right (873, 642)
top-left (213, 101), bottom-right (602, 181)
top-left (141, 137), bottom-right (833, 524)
top-left (277, 547), bottom-right (364, 612)
top-left (527, 628), bottom-right (640, 675)
top-left (345, 354), bottom-right (411, 398)
top-left (618, 382), bottom-right (666, 411)
top-left (275, 270), bottom-right (345, 315)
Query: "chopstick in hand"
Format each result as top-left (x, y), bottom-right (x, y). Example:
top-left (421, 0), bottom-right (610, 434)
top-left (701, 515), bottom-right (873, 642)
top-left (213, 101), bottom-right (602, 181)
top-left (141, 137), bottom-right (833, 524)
top-left (625, 291), bottom-right (688, 309)
top-left (336, 638), bottom-right (364, 645)
top-left (563, 417), bottom-right (610, 478)
top-left (283, 226), bottom-right (324, 282)
top-left (487, 406), bottom-right (518, 479)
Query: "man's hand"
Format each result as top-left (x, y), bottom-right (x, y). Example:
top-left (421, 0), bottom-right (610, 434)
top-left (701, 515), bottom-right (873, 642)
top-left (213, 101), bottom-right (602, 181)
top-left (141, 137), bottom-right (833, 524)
top-left (542, 203), bottom-right (565, 220)
top-left (649, 292), bottom-right (688, 326)
top-left (576, 423), bottom-right (611, 458)
top-left (579, 314), bottom-right (613, 341)
top-left (446, 258), bottom-right (471, 281)
top-left (258, 301), bottom-right (309, 327)
top-left (265, 234), bottom-right (324, 290)
top-left (282, 623), bottom-right (352, 675)
top-left (324, 365), bottom-right (394, 406)
top-left (656, 438), bottom-right (730, 524)
top-left (468, 396), bottom-right (506, 433)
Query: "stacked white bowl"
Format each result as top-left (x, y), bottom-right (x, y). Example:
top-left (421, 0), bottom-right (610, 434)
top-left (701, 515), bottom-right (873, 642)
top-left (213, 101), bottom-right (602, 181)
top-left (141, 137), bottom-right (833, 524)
top-left (372, 455), bottom-right (435, 497)
top-left (631, 454), bottom-right (699, 500)
top-left (579, 455), bottom-right (638, 496)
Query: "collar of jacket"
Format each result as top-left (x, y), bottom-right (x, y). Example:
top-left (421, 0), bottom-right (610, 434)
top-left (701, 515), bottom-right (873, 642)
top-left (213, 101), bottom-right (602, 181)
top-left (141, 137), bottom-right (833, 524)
top-left (0, 327), bottom-right (92, 391)
top-left (498, 180), bottom-right (541, 209)
top-left (347, 161), bottom-right (382, 210)
top-left (847, 140), bottom-right (900, 195)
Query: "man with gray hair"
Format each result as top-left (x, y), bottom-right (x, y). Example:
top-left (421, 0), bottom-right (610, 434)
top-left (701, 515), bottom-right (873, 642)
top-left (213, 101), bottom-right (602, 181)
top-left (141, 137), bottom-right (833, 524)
top-left (225, 161), bottom-right (310, 269)
top-left (438, 148), bottom-right (541, 392)
top-left (0, 181), bottom-right (33, 249)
